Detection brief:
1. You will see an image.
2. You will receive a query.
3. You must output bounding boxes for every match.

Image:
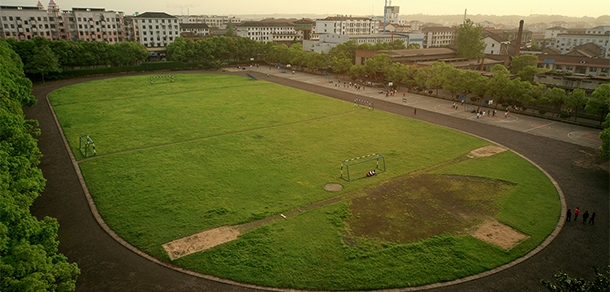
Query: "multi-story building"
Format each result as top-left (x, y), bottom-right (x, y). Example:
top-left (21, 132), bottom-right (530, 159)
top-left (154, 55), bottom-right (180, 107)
top-left (0, 0), bottom-right (124, 43)
top-left (179, 23), bottom-right (209, 37)
top-left (70, 8), bottom-right (124, 43)
top-left (553, 26), bottom-right (610, 58)
top-left (235, 21), bottom-right (299, 44)
top-left (175, 15), bottom-right (240, 28)
top-left (421, 26), bottom-right (456, 48)
top-left (303, 32), bottom-right (424, 54)
top-left (315, 16), bottom-right (379, 36)
top-left (132, 12), bottom-right (180, 48)
top-left (537, 54), bottom-right (610, 76)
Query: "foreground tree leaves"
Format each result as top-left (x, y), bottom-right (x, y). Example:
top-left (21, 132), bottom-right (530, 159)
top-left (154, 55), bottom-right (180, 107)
top-left (1, 39), bottom-right (79, 291)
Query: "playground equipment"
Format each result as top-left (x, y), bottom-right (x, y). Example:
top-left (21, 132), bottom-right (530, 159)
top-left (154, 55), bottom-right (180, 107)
top-left (79, 135), bottom-right (96, 157)
top-left (341, 153), bottom-right (386, 181)
top-left (245, 73), bottom-right (258, 81)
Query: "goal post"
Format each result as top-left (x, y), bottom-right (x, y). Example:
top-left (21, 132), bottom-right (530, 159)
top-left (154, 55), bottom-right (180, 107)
top-left (79, 135), bottom-right (96, 158)
top-left (341, 153), bottom-right (386, 181)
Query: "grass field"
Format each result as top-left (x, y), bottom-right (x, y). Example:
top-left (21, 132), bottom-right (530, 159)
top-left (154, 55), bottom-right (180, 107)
top-left (50, 74), bottom-right (561, 290)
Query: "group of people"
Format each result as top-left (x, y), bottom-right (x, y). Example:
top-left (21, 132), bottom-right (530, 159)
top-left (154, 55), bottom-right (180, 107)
top-left (335, 80), bottom-right (368, 91)
top-left (566, 208), bottom-right (596, 225)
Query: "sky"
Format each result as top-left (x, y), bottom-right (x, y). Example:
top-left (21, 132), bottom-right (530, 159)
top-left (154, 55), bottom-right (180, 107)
top-left (3, 0), bottom-right (609, 18)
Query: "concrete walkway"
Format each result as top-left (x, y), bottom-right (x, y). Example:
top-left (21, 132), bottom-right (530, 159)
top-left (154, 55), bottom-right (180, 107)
top-left (250, 66), bottom-right (603, 150)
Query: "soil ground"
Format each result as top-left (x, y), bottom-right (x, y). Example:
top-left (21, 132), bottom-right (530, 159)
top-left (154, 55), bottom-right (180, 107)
top-left (26, 70), bottom-right (608, 292)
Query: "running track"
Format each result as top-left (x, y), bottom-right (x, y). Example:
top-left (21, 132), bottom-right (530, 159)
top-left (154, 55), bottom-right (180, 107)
top-left (26, 72), bottom-right (608, 292)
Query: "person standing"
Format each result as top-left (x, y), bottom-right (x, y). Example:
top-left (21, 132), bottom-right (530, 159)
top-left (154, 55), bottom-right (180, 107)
top-left (574, 208), bottom-right (580, 221)
top-left (582, 211), bottom-right (589, 224)
top-left (566, 209), bottom-right (572, 222)
top-left (589, 212), bottom-right (596, 225)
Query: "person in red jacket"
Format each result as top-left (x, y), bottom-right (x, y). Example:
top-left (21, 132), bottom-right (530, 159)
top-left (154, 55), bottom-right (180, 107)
top-left (574, 208), bottom-right (580, 221)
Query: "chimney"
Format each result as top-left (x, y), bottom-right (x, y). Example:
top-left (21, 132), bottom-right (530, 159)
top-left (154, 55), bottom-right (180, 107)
top-left (514, 20), bottom-right (524, 57)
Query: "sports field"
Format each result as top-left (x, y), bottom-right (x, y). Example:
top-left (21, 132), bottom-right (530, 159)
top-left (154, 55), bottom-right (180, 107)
top-left (49, 74), bottom-right (561, 290)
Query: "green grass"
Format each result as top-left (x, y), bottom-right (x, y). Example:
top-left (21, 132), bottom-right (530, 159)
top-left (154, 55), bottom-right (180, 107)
top-left (52, 74), bottom-right (561, 290)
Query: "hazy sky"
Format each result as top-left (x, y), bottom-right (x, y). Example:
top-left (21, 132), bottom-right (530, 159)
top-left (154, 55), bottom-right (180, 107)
top-left (3, 0), bottom-right (609, 18)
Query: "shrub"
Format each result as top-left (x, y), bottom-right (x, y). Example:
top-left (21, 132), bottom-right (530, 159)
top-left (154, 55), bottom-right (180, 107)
top-left (502, 103), bottom-right (509, 108)
top-left (559, 113), bottom-right (571, 119)
top-left (539, 109), bottom-right (547, 115)
top-left (522, 106), bottom-right (528, 111)
top-left (470, 97), bottom-right (477, 102)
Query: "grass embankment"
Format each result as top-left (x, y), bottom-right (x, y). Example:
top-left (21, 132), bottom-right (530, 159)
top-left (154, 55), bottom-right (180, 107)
top-left (50, 74), bottom-right (560, 290)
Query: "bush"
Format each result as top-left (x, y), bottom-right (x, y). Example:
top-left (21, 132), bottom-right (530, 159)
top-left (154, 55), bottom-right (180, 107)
top-left (470, 97), bottom-right (477, 102)
top-left (427, 90), bottom-right (433, 95)
top-left (539, 109), bottom-right (547, 115)
top-left (559, 113), bottom-right (571, 119)
top-left (502, 103), bottom-right (509, 108)
top-left (522, 106), bottom-right (528, 111)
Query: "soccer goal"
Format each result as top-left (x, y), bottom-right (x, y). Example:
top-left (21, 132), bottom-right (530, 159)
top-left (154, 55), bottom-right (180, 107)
top-left (150, 75), bottom-right (174, 84)
top-left (353, 98), bottom-right (374, 111)
top-left (341, 153), bottom-right (386, 181)
top-left (79, 135), bottom-right (96, 158)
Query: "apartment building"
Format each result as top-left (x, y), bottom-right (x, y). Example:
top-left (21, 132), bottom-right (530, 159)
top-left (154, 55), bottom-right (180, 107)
top-left (421, 26), bottom-right (456, 48)
top-left (175, 15), bottom-right (241, 28)
top-left (132, 12), bottom-right (179, 48)
top-left (0, 1), bottom-right (124, 43)
top-left (235, 21), bottom-right (299, 43)
top-left (553, 26), bottom-right (610, 58)
top-left (179, 23), bottom-right (209, 37)
top-left (315, 16), bottom-right (379, 36)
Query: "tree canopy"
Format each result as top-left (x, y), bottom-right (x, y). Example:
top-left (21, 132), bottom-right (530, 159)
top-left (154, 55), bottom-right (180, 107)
top-left (1, 39), bottom-right (80, 292)
top-left (456, 19), bottom-right (486, 59)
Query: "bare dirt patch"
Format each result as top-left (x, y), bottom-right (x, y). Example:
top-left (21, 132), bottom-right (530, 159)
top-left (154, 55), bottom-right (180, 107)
top-left (162, 226), bottom-right (240, 260)
top-left (324, 183), bottom-right (343, 191)
top-left (471, 220), bottom-right (529, 250)
top-left (467, 145), bottom-right (507, 158)
top-left (346, 174), bottom-right (514, 248)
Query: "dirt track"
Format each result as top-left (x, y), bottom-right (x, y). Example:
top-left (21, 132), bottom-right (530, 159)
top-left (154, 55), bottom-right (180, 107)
top-left (26, 71), bottom-right (608, 292)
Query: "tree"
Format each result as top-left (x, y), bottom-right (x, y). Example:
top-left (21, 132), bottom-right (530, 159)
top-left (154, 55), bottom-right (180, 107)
top-left (541, 267), bottom-right (609, 292)
top-left (407, 43), bottom-right (421, 50)
top-left (25, 45), bottom-right (60, 83)
top-left (225, 26), bottom-right (234, 37)
top-left (427, 61), bottom-right (451, 96)
top-left (517, 65), bottom-right (540, 82)
top-left (456, 19), bottom-right (485, 59)
top-left (363, 53), bottom-right (392, 80)
top-left (510, 55), bottom-right (539, 74)
top-left (547, 87), bottom-right (567, 115)
top-left (1, 39), bottom-right (80, 292)
top-left (585, 84), bottom-right (610, 126)
top-left (565, 88), bottom-right (587, 122)
top-left (486, 64), bottom-right (511, 106)
top-left (442, 66), bottom-right (464, 99)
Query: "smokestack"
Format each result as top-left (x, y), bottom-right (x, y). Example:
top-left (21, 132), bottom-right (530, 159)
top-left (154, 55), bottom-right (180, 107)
top-left (514, 20), bottom-right (524, 57)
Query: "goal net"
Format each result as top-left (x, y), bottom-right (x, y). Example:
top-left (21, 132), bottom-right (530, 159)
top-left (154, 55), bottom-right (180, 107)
top-left (340, 153), bottom-right (386, 181)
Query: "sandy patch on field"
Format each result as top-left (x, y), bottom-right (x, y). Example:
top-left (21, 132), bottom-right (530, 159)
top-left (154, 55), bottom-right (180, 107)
top-left (324, 183), bottom-right (343, 191)
top-left (471, 220), bottom-right (529, 250)
top-left (467, 145), bottom-right (507, 158)
top-left (162, 226), bottom-right (240, 260)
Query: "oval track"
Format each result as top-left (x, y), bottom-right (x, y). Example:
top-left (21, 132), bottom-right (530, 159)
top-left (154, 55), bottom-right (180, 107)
top-left (27, 71), bottom-right (608, 292)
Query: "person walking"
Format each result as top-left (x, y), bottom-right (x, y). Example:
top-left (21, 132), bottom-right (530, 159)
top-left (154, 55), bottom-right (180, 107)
top-left (582, 211), bottom-right (589, 224)
top-left (574, 208), bottom-right (580, 221)
top-left (589, 212), bottom-right (596, 225)
top-left (566, 209), bottom-right (572, 222)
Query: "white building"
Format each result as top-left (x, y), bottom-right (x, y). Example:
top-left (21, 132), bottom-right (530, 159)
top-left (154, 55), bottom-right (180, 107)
top-left (544, 26), bottom-right (567, 39)
top-left (303, 32), bottom-right (424, 54)
top-left (235, 21), bottom-right (299, 43)
top-left (133, 12), bottom-right (180, 48)
top-left (179, 23), bottom-right (209, 37)
top-left (553, 26), bottom-right (610, 58)
top-left (421, 26), bottom-right (457, 48)
top-left (175, 15), bottom-right (240, 28)
top-left (315, 16), bottom-right (379, 36)
top-left (482, 35), bottom-right (510, 55)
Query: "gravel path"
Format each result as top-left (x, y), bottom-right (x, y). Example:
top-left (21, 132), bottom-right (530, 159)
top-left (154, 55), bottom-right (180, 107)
top-left (25, 71), bottom-right (608, 292)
